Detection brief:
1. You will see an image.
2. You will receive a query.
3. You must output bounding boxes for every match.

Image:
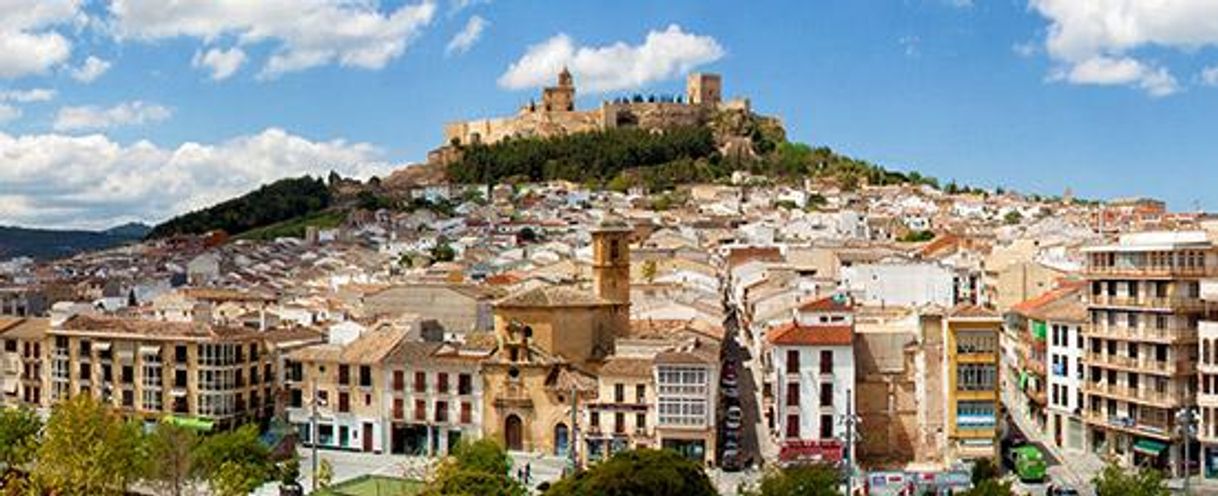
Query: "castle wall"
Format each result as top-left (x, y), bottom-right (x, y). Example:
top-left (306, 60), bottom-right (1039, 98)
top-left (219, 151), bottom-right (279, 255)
top-left (444, 110), bottom-right (604, 147)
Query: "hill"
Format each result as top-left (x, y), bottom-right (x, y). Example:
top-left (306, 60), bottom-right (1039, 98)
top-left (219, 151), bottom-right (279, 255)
top-left (0, 224), bottom-right (148, 261)
top-left (147, 176), bottom-right (332, 239)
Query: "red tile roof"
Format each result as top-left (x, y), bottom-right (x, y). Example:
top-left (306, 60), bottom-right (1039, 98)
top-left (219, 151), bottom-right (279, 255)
top-left (767, 322), bottom-right (853, 346)
top-left (1010, 281), bottom-right (1086, 316)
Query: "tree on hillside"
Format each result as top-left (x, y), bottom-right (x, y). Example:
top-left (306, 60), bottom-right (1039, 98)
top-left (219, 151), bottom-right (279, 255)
top-left (544, 449), bottom-right (716, 496)
top-left (1004, 210), bottom-right (1023, 225)
top-left (741, 464), bottom-right (842, 496)
top-left (192, 424), bottom-right (273, 496)
top-left (1093, 461), bottom-right (1168, 496)
top-left (0, 406), bottom-right (41, 471)
top-left (143, 422), bottom-right (199, 496)
top-left (32, 395), bottom-right (145, 495)
top-left (423, 439), bottom-right (525, 496)
top-left (431, 242), bottom-right (457, 263)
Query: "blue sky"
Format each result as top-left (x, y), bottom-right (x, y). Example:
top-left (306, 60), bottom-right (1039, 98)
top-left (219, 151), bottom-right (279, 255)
top-left (4, 0), bottom-right (1218, 228)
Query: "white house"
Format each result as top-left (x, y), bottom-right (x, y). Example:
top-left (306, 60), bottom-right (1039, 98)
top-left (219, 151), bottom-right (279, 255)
top-left (840, 261), bottom-right (956, 308)
top-left (767, 295), bottom-right (856, 466)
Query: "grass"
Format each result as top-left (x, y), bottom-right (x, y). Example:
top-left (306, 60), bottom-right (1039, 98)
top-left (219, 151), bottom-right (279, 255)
top-left (316, 475), bottom-right (423, 496)
top-left (234, 209), bottom-right (347, 241)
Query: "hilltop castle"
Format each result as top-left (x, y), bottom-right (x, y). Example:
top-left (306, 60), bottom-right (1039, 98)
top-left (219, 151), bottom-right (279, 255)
top-left (433, 68), bottom-right (754, 159)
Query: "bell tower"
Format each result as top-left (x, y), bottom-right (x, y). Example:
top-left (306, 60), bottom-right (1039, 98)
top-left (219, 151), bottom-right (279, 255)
top-left (591, 218), bottom-right (631, 305)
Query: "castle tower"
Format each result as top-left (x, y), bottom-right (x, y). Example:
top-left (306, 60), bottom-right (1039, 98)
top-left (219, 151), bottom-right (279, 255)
top-left (591, 217), bottom-right (631, 305)
top-left (542, 66), bottom-right (576, 112)
top-left (686, 73), bottom-right (722, 106)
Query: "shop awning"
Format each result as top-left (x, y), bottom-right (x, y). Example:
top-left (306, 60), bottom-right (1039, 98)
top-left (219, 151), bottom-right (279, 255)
top-left (161, 415), bottom-right (214, 432)
top-left (1133, 439), bottom-right (1167, 456)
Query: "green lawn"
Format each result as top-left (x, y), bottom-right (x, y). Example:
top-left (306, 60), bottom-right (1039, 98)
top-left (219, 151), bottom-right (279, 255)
top-left (234, 209), bottom-right (347, 241)
top-left (315, 475), bottom-right (423, 496)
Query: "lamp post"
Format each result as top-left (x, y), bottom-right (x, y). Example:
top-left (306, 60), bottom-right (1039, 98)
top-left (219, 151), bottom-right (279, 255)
top-left (311, 379), bottom-right (328, 493)
top-left (840, 388), bottom-right (861, 496)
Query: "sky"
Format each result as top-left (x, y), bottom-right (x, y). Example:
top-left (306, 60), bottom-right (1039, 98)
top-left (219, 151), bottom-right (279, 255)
top-left (4, 0), bottom-right (1218, 229)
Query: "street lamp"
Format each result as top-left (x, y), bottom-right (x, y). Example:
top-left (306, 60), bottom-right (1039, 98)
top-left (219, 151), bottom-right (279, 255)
top-left (311, 380), bottom-right (328, 492)
top-left (1177, 407), bottom-right (1197, 495)
top-left (839, 388), bottom-right (861, 496)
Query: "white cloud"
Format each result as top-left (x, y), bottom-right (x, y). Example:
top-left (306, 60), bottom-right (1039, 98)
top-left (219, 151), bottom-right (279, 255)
top-left (445, 15), bottom-right (486, 56)
top-left (498, 24), bottom-right (724, 93)
top-left (1029, 0), bottom-right (1218, 96)
top-left (0, 0), bottom-right (80, 79)
top-left (53, 101), bottom-right (173, 131)
top-left (1202, 66), bottom-right (1218, 86)
top-left (108, 0), bottom-right (437, 79)
top-left (70, 56), bottom-right (112, 83)
top-left (0, 88), bottom-right (56, 103)
top-left (1012, 41), bottom-right (1039, 58)
top-left (0, 104), bottom-right (21, 124)
top-left (448, 0), bottom-right (490, 16)
top-left (192, 47), bottom-right (247, 80)
top-left (898, 35), bottom-right (920, 58)
top-left (0, 128), bottom-right (391, 229)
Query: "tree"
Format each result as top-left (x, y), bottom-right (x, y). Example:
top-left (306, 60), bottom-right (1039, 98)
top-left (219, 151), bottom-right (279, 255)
top-left (742, 464), bottom-right (841, 496)
top-left (316, 458), bottom-right (334, 489)
top-left (1003, 210), bottom-right (1023, 225)
top-left (1093, 461), bottom-right (1168, 496)
top-left (970, 457), bottom-right (999, 485)
top-left (0, 406), bottom-right (41, 471)
top-left (641, 260), bottom-right (658, 284)
top-left (431, 242), bottom-right (457, 263)
top-left (518, 227), bottom-right (539, 244)
top-left (424, 439), bottom-right (525, 496)
top-left (193, 424), bottom-right (273, 496)
top-left (32, 395), bottom-right (145, 496)
top-left (544, 449), bottom-right (716, 496)
top-left (144, 422), bottom-right (198, 496)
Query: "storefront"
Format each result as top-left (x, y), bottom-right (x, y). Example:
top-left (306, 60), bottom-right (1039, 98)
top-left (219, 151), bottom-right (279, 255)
top-left (661, 438), bottom-right (706, 463)
top-left (1132, 438), bottom-right (1168, 470)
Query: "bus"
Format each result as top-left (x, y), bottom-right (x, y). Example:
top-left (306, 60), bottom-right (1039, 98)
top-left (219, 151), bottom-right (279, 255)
top-left (1012, 445), bottom-right (1047, 482)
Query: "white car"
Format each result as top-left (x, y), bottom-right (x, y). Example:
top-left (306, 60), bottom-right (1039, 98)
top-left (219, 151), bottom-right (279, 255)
top-left (724, 406), bottom-right (743, 429)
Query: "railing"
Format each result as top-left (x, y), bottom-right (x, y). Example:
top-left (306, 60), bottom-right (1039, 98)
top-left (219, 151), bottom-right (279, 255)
top-left (1090, 295), bottom-right (1208, 311)
top-left (1082, 410), bottom-right (1172, 437)
top-left (1082, 352), bottom-right (1193, 374)
top-left (1085, 382), bottom-right (1192, 407)
top-left (1090, 325), bottom-right (1199, 342)
top-left (1088, 265), bottom-right (1218, 278)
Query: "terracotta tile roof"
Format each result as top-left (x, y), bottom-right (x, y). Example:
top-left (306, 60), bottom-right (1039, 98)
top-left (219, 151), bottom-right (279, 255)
top-left (766, 322), bottom-right (853, 346)
top-left (599, 356), bottom-right (653, 378)
top-left (57, 315), bottom-right (258, 341)
top-left (180, 288), bottom-right (276, 303)
top-left (1010, 281), bottom-right (1086, 316)
top-left (496, 285), bottom-right (612, 308)
top-left (287, 327), bottom-right (410, 365)
top-left (798, 295), bottom-right (853, 312)
top-left (947, 304), bottom-right (1000, 319)
top-left (726, 246), bottom-right (783, 269)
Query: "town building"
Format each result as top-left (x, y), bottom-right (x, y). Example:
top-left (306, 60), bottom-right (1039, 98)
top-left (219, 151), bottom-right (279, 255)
top-left (1081, 231), bottom-right (1211, 475)
top-left (942, 305), bottom-right (1003, 462)
top-left (0, 318), bottom-right (47, 407)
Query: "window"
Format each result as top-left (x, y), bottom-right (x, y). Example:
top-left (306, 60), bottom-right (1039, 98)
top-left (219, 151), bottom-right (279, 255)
top-left (956, 364), bottom-right (997, 391)
top-left (956, 330), bottom-right (998, 354)
top-left (786, 414), bottom-right (800, 439)
top-left (393, 398), bottom-right (403, 419)
top-left (459, 373), bottom-right (472, 395)
top-left (79, 362), bottom-right (91, 381)
top-left (175, 345), bottom-right (188, 363)
top-left (820, 414), bottom-right (834, 439)
top-left (121, 365), bottom-right (134, 384)
top-left (636, 384), bottom-right (646, 403)
top-left (636, 412), bottom-right (646, 431)
top-left (615, 383), bottom-right (625, 403)
top-left (615, 412), bottom-right (626, 434)
top-left (290, 389), bottom-right (303, 408)
top-left (393, 370), bottom-right (404, 391)
top-left (819, 383), bottom-right (833, 407)
top-left (359, 366), bottom-right (372, 388)
top-left (436, 401), bottom-right (448, 423)
top-left (414, 372), bottom-right (426, 393)
top-left (339, 365), bottom-right (350, 385)
top-left (590, 411), bottom-right (600, 430)
top-left (461, 402), bottom-right (472, 424)
top-left (787, 382), bottom-right (800, 406)
top-left (338, 392), bottom-right (350, 413)
top-left (956, 401), bottom-right (996, 430)
top-left (437, 373), bottom-right (449, 394)
top-left (4, 340), bottom-right (15, 352)
top-left (786, 350), bottom-right (800, 374)
top-left (414, 400), bottom-right (426, 421)
top-left (174, 369), bottom-right (187, 388)
top-left (820, 350), bottom-right (833, 374)
top-left (657, 366), bottom-right (709, 427)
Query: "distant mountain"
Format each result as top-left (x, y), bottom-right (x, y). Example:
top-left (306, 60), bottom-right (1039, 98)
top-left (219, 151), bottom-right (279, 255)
top-left (0, 223), bottom-right (149, 261)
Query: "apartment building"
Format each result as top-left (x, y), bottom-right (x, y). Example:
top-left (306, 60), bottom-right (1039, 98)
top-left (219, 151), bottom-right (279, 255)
top-left (383, 341), bottom-right (485, 457)
top-left (1009, 284), bottom-right (1087, 452)
top-left (285, 327), bottom-right (410, 453)
top-left (0, 318), bottom-right (47, 407)
top-left (767, 295), bottom-right (856, 466)
top-left (1196, 279), bottom-right (1218, 479)
top-left (586, 356), bottom-right (655, 462)
top-left (49, 315), bottom-right (277, 429)
top-left (1082, 231), bottom-right (1210, 475)
top-left (944, 305), bottom-right (1002, 462)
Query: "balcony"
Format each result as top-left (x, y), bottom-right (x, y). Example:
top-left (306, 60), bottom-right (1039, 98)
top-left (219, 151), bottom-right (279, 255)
top-left (1082, 352), bottom-right (1194, 375)
top-left (1087, 324), bottom-right (1199, 343)
top-left (1084, 382), bottom-right (1192, 408)
top-left (1090, 294), bottom-right (1208, 312)
top-left (1087, 265), bottom-right (1218, 278)
top-left (1082, 410), bottom-right (1173, 440)
top-left (492, 381), bottom-right (533, 409)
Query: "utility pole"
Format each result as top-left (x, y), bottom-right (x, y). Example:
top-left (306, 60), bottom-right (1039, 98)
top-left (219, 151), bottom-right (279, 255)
top-left (1177, 407), bottom-right (1196, 495)
top-left (842, 388), bottom-right (860, 496)
top-left (570, 384), bottom-right (579, 473)
top-left (311, 379), bottom-right (327, 493)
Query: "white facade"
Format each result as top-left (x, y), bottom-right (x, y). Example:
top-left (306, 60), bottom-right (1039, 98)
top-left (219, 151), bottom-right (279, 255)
top-left (1045, 320), bottom-right (1084, 451)
top-left (840, 262), bottom-right (956, 308)
top-left (770, 343), bottom-right (856, 443)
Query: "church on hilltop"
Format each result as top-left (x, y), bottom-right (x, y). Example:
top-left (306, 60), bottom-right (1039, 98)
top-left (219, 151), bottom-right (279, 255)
top-left (431, 67), bottom-right (756, 162)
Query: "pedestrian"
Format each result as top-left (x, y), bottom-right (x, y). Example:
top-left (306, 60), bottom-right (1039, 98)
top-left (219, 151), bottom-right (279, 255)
top-left (516, 467), bottom-right (523, 481)
top-left (525, 462), bottom-right (531, 484)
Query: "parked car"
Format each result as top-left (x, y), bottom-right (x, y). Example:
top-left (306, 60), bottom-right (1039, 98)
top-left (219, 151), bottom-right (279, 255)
top-left (721, 384), bottom-right (739, 399)
top-left (725, 406), bottom-right (743, 429)
top-left (1046, 484), bottom-right (1078, 496)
